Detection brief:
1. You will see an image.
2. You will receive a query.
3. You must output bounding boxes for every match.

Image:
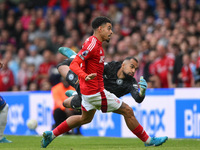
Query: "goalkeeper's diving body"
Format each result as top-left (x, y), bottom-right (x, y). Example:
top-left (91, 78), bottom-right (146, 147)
top-left (57, 47), bottom-right (147, 110)
top-left (41, 46), bottom-right (168, 148)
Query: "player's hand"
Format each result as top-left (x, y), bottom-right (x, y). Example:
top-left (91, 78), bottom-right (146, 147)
top-left (138, 76), bottom-right (147, 97)
top-left (85, 73), bottom-right (97, 81)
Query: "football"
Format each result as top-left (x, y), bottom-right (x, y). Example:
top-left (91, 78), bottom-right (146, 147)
top-left (27, 119), bottom-right (38, 130)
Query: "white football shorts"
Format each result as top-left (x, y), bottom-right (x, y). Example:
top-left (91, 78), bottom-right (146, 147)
top-left (81, 89), bottom-right (122, 112)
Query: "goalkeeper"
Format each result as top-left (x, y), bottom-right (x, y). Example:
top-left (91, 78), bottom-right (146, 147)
top-left (57, 47), bottom-right (147, 110)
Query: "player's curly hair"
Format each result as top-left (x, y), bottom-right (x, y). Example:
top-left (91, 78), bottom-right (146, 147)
top-left (92, 16), bottom-right (112, 30)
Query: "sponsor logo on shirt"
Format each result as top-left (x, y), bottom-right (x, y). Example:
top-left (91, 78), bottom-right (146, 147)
top-left (116, 79), bottom-right (123, 85)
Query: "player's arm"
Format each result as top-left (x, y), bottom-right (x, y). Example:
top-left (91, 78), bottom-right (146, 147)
top-left (130, 84), bottom-right (145, 103)
top-left (57, 58), bottom-right (73, 78)
top-left (70, 56), bottom-right (88, 79)
top-left (70, 55), bottom-right (97, 81)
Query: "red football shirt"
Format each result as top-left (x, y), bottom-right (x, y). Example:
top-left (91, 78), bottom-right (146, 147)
top-left (0, 69), bottom-right (15, 91)
top-left (196, 56), bottom-right (200, 69)
top-left (151, 55), bottom-right (174, 88)
top-left (38, 62), bottom-right (56, 75)
top-left (181, 65), bottom-right (193, 87)
top-left (70, 36), bottom-right (105, 95)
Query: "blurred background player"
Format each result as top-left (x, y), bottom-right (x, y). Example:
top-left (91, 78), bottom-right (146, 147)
top-left (0, 62), bottom-right (12, 143)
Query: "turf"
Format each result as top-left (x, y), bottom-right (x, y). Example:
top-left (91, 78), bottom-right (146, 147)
top-left (0, 135), bottom-right (199, 150)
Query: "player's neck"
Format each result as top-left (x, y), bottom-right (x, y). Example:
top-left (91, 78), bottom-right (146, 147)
top-left (117, 68), bottom-right (125, 79)
top-left (93, 33), bottom-right (103, 42)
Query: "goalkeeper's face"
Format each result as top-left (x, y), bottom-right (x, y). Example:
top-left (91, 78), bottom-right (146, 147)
top-left (122, 59), bottom-right (138, 77)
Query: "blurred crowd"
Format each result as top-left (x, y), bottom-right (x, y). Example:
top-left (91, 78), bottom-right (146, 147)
top-left (0, 0), bottom-right (200, 91)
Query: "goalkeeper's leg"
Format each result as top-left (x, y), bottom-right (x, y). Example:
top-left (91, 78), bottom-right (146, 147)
top-left (114, 102), bottom-right (168, 147)
top-left (63, 95), bottom-right (82, 110)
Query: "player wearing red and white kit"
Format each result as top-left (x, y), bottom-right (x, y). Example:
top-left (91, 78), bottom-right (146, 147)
top-left (69, 35), bottom-right (121, 112)
top-left (71, 35), bottom-right (104, 95)
top-left (41, 16), bottom-right (168, 148)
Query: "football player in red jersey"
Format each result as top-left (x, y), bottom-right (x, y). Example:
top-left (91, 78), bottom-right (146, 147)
top-left (41, 16), bottom-right (168, 148)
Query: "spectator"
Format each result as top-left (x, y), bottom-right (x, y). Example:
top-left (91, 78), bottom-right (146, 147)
top-left (34, 19), bottom-right (50, 40)
top-left (196, 55), bottom-right (200, 86)
top-left (13, 20), bottom-right (23, 49)
top-left (37, 49), bottom-right (56, 85)
top-left (17, 61), bottom-right (29, 90)
top-left (190, 51), bottom-right (200, 86)
top-left (0, 0), bottom-right (200, 90)
top-left (27, 81), bottom-right (39, 91)
top-left (20, 8), bottom-right (31, 30)
top-left (27, 21), bottom-right (37, 42)
top-left (25, 44), bottom-right (44, 70)
top-left (107, 4), bottom-right (122, 24)
top-left (150, 38), bottom-right (174, 88)
top-left (0, 55), bottom-right (15, 91)
top-left (40, 79), bottom-right (52, 91)
top-left (178, 54), bottom-right (194, 87)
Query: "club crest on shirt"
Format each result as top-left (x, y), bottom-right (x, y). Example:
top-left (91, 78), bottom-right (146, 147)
top-left (68, 73), bottom-right (74, 81)
top-left (82, 50), bottom-right (89, 56)
top-left (116, 79), bottom-right (123, 85)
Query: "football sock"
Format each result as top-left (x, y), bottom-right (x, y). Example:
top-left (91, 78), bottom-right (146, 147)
top-left (53, 120), bottom-right (71, 136)
top-left (132, 124), bottom-right (150, 143)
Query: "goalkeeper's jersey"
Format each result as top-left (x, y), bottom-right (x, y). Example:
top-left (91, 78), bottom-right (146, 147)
top-left (103, 61), bottom-right (143, 101)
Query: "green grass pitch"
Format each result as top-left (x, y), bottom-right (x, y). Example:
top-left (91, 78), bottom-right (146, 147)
top-left (0, 135), bottom-right (200, 150)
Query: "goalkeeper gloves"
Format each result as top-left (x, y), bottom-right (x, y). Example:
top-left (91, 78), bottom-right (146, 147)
top-left (138, 76), bottom-right (147, 97)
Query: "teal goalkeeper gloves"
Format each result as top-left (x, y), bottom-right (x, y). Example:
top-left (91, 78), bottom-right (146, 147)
top-left (138, 76), bottom-right (147, 97)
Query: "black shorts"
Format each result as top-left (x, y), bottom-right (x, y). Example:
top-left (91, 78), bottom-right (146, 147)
top-left (71, 95), bottom-right (82, 109)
